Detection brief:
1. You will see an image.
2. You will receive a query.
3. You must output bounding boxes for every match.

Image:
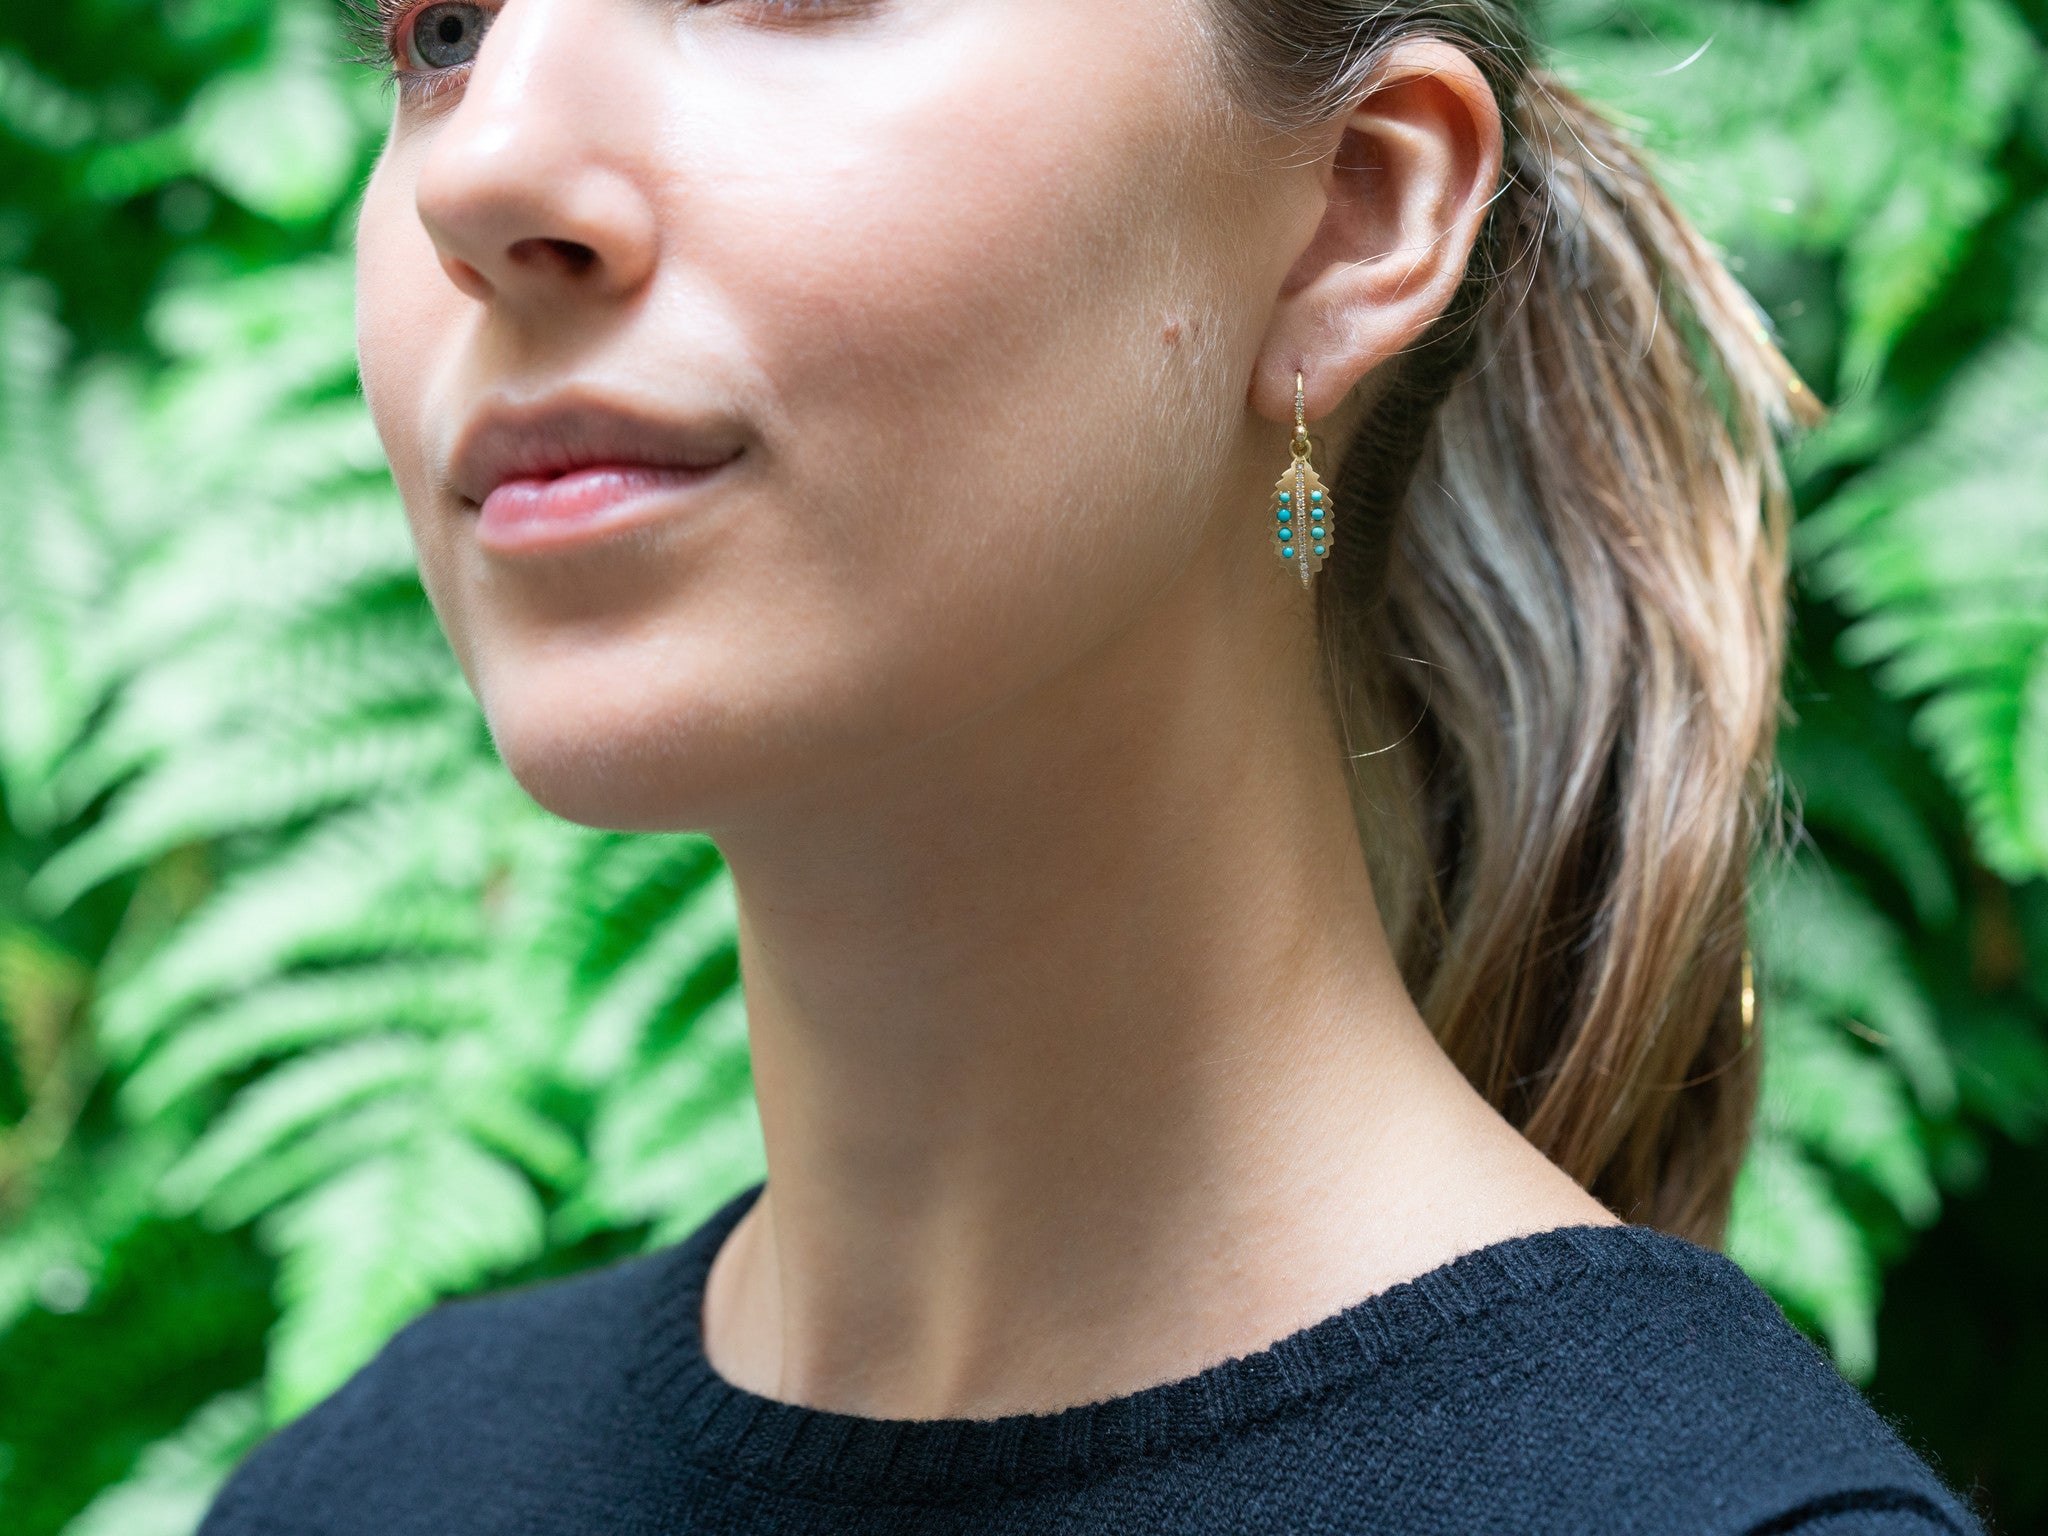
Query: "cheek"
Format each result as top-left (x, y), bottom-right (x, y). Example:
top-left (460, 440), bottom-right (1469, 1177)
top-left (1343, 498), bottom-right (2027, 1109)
top-left (352, 8), bottom-right (1262, 832)
top-left (357, 143), bottom-right (517, 699)
top-left (357, 144), bottom-right (446, 477)
top-left (356, 152), bottom-right (467, 636)
top-left (673, 31), bottom-right (1248, 729)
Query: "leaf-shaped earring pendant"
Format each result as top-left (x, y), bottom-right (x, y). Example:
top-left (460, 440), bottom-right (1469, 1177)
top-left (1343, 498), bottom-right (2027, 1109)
top-left (1271, 371), bottom-right (1331, 588)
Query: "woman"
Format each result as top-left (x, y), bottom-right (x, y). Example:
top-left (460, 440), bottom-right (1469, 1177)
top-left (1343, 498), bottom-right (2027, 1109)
top-left (198, 0), bottom-right (1975, 1531)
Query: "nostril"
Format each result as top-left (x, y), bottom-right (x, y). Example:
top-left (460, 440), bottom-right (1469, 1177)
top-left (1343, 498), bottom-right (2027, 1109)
top-left (545, 238), bottom-right (598, 275)
top-left (508, 237), bottom-right (599, 277)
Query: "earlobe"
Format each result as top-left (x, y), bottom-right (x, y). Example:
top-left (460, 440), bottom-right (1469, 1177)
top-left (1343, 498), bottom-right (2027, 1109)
top-left (1250, 41), bottom-right (1504, 429)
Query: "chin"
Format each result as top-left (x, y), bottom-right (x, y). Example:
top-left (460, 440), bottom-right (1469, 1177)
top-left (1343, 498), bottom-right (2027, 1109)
top-left (470, 647), bottom-right (755, 832)
top-left (469, 629), bottom-right (918, 834)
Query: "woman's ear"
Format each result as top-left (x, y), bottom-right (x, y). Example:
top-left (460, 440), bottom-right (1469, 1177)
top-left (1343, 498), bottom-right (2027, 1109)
top-left (1252, 41), bottom-right (1504, 426)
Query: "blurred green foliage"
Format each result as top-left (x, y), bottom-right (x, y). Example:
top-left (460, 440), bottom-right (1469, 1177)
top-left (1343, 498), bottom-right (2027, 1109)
top-left (0, 0), bottom-right (2044, 1532)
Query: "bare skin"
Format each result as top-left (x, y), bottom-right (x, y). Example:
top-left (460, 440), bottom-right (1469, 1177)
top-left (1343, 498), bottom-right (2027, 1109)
top-left (354, 0), bottom-right (1614, 1422)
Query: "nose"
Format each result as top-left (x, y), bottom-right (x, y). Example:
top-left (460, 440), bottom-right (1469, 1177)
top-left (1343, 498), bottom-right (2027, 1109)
top-left (414, 0), bottom-right (660, 311)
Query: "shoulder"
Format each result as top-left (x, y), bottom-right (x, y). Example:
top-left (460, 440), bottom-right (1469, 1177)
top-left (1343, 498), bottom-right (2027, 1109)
top-left (1286, 1224), bottom-right (1981, 1535)
top-left (197, 1244), bottom-right (675, 1536)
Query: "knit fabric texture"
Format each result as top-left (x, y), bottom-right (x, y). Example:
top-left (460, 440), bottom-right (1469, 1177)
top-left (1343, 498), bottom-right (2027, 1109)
top-left (198, 1183), bottom-right (1982, 1535)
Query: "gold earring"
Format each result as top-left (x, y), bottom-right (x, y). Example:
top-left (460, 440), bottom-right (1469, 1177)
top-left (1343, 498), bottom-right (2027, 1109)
top-left (1740, 945), bottom-right (1756, 1050)
top-left (1270, 371), bottom-right (1330, 588)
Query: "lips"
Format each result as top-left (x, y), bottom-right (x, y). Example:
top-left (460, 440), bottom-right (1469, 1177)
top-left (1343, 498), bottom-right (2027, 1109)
top-left (447, 395), bottom-right (746, 554)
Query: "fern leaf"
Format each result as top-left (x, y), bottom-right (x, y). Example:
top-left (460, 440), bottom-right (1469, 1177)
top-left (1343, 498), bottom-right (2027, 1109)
top-left (56, 1388), bottom-right (266, 1536)
top-left (564, 872), bottom-right (738, 1084)
top-left (1543, 0), bottom-right (2041, 383)
top-left (51, 603), bottom-right (459, 823)
top-left (1726, 1132), bottom-right (1881, 1379)
top-left (451, 1090), bottom-right (586, 1191)
top-left (119, 961), bottom-right (491, 1118)
top-left (1760, 996), bottom-right (1941, 1226)
top-left (198, 1096), bottom-right (422, 1230)
top-left (30, 711), bottom-right (483, 913)
top-left (1757, 859), bottom-right (1957, 1113)
top-left (1778, 714), bottom-right (1956, 926)
top-left (96, 784), bottom-right (500, 1058)
top-left (160, 1037), bottom-right (432, 1216)
top-left (261, 1132), bottom-right (544, 1418)
top-left (563, 989), bottom-right (760, 1241)
top-left (1799, 311), bottom-right (2048, 878)
top-left (0, 1129), bottom-right (181, 1335)
top-left (76, 491), bottom-right (412, 698)
top-left (0, 280), bottom-right (117, 829)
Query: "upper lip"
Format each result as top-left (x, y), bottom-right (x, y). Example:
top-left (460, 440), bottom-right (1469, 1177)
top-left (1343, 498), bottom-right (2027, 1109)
top-left (445, 392), bottom-right (748, 506)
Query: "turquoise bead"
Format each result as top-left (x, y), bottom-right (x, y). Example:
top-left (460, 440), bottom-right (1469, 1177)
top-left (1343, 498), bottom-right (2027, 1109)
top-left (1311, 524), bottom-right (1325, 538)
top-left (1310, 490), bottom-right (1323, 502)
top-left (1278, 508), bottom-right (1292, 522)
top-left (1313, 544), bottom-right (1325, 556)
top-left (1281, 545), bottom-right (1294, 557)
top-left (1278, 491), bottom-right (1291, 503)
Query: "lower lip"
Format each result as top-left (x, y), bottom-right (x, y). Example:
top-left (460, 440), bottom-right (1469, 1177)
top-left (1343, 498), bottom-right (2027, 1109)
top-left (474, 462), bottom-right (734, 554)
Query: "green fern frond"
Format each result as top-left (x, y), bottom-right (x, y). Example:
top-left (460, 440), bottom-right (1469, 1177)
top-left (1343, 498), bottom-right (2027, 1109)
top-left (53, 607), bottom-right (463, 827)
top-left (1778, 716), bottom-right (1956, 926)
top-left (56, 1388), bottom-right (266, 1536)
top-left (1945, 1000), bottom-right (2048, 1141)
top-left (147, 256), bottom-right (359, 399)
top-left (1761, 997), bottom-right (1941, 1226)
top-left (1543, 0), bottom-right (2041, 383)
top-left (489, 827), bottom-right (718, 1015)
top-left (1726, 1132), bottom-right (1882, 1379)
top-left (31, 712), bottom-right (485, 914)
top-left (160, 1037), bottom-right (433, 1217)
top-left (261, 1132), bottom-right (544, 1418)
top-left (1732, 855), bottom-right (1966, 1376)
top-left (0, 281), bottom-right (119, 832)
top-left (197, 1096), bottom-right (424, 1231)
top-left (1799, 311), bottom-right (2048, 879)
top-left (565, 871), bottom-right (738, 1084)
top-left (562, 989), bottom-right (760, 1243)
top-left (94, 791), bottom-right (485, 1058)
top-left (84, 493), bottom-right (418, 691)
top-left (1757, 859), bottom-right (1957, 1114)
top-left (0, 1128), bottom-right (182, 1336)
top-left (447, 1086), bottom-right (586, 1191)
top-left (0, 1177), bottom-right (107, 1336)
top-left (118, 961), bottom-right (493, 1119)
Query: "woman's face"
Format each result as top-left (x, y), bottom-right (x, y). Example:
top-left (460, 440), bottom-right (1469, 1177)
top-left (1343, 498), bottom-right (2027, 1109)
top-left (356, 0), bottom-right (1309, 831)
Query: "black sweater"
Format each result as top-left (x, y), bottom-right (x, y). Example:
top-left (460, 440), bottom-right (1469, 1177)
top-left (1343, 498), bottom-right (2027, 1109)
top-left (198, 1184), bottom-right (1980, 1534)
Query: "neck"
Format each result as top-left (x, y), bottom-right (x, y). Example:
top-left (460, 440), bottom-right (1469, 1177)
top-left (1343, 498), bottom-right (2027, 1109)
top-left (703, 542), bottom-right (1608, 1420)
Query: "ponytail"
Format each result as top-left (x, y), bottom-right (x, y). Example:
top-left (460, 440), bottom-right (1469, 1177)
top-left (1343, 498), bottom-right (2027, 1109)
top-left (1211, 5), bottom-right (1819, 1241)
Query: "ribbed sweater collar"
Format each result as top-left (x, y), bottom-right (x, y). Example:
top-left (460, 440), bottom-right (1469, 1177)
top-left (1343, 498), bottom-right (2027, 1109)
top-left (627, 1182), bottom-right (1715, 1504)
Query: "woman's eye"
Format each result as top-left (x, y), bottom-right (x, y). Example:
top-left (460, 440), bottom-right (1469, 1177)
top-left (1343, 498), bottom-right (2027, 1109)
top-left (404, 2), bottom-right (493, 71)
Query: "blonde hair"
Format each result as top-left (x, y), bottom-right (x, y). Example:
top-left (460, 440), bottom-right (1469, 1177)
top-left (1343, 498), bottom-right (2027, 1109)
top-left (1209, 1), bottom-right (1819, 1242)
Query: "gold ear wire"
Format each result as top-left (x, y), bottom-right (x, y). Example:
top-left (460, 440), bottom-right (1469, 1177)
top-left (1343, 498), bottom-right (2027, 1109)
top-left (1269, 371), bottom-right (1330, 588)
top-left (1740, 946), bottom-right (1756, 1049)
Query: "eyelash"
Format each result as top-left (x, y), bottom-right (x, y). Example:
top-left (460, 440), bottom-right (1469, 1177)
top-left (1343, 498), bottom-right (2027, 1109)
top-left (339, 0), bottom-right (408, 70)
top-left (340, 0), bottom-right (448, 91)
top-left (340, 0), bottom-right (860, 98)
